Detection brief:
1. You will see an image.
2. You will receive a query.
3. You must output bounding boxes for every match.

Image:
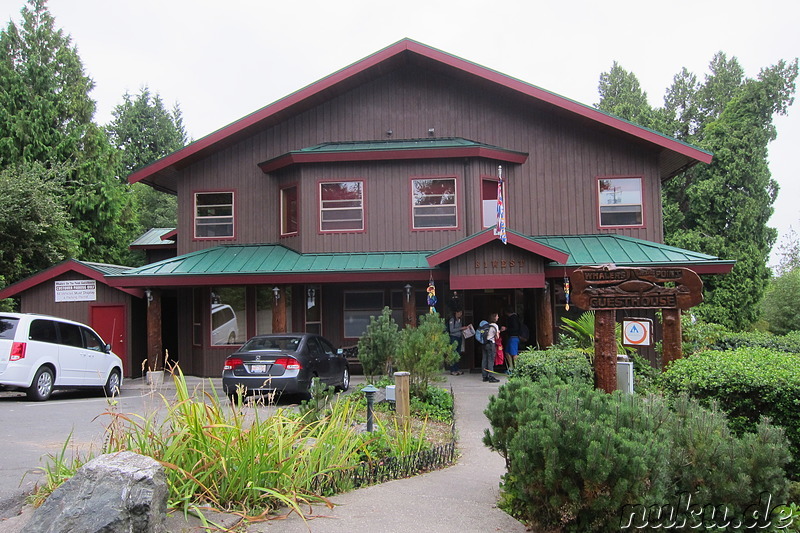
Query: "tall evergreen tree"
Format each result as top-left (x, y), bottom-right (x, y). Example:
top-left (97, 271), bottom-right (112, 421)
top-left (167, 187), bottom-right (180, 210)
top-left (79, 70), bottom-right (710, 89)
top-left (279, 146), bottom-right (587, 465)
top-left (597, 55), bottom-right (798, 330)
top-left (0, 0), bottom-right (134, 267)
top-left (106, 87), bottom-right (188, 231)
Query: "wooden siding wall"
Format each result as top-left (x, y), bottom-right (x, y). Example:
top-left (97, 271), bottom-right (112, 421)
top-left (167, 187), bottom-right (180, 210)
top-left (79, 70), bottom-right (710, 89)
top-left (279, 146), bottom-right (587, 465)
top-left (175, 64), bottom-right (664, 256)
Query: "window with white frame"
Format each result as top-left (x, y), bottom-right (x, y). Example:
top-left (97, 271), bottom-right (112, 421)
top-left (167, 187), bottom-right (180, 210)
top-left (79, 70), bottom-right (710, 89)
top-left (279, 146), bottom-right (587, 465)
top-left (195, 192), bottom-right (234, 238)
top-left (481, 178), bottom-right (499, 228)
top-left (343, 291), bottom-right (383, 338)
top-left (412, 177), bottom-right (457, 229)
top-left (597, 177), bottom-right (643, 227)
top-left (320, 181), bottom-right (364, 231)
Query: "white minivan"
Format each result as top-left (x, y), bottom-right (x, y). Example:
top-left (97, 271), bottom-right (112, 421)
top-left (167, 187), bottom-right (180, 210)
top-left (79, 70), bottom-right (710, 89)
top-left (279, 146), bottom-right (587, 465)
top-left (0, 312), bottom-right (123, 401)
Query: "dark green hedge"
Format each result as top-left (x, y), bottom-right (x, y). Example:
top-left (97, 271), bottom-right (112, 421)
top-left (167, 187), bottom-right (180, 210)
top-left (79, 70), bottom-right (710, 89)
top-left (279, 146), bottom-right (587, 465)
top-left (512, 346), bottom-right (593, 385)
top-left (660, 347), bottom-right (800, 478)
top-left (711, 331), bottom-right (800, 353)
top-left (484, 377), bottom-right (791, 532)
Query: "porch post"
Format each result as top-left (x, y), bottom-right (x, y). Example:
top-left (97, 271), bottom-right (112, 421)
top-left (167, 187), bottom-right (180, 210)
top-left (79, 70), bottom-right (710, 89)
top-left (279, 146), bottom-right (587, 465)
top-left (272, 286), bottom-right (287, 333)
top-left (536, 282), bottom-right (554, 348)
top-left (146, 288), bottom-right (163, 372)
top-left (594, 309), bottom-right (617, 393)
top-left (661, 308), bottom-right (682, 368)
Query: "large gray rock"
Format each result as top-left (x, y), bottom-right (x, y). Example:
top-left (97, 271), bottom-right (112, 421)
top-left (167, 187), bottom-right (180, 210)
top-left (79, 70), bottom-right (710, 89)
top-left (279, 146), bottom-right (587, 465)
top-left (23, 451), bottom-right (167, 533)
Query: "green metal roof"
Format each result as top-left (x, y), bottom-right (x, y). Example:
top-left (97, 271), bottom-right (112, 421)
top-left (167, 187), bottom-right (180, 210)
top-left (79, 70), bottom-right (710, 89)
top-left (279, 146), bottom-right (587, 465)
top-left (130, 228), bottom-right (176, 247)
top-left (531, 234), bottom-right (733, 268)
top-left (80, 261), bottom-right (133, 276)
top-left (294, 137), bottom-right (526, 155)
top-left (111, 244), bottom-right (435, 277)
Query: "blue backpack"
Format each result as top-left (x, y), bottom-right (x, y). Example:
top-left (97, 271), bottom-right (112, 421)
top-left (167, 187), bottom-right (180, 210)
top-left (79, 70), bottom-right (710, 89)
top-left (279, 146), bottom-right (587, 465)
top-left (474, 321), bottom-right (491, 344)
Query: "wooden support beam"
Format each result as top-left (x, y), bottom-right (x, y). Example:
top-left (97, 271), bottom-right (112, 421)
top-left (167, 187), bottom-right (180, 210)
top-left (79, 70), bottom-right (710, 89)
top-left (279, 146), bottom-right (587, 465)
top-left (146, 288), bottom-right (163, 372)
top-left (272, 286), bottom-right (287, 333)
top-left (536, 283), bottom-right (554, 348)
top-left (661, 308), bottom-right (682, 368)
top-left (594, 309), bottom-right (617, 393)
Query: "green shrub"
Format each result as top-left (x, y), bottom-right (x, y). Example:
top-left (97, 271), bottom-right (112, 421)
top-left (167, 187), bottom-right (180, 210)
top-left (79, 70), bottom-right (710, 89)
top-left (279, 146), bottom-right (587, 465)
top-left (660, 348), bottom-right (800, 478)
top-left (357, 306), bottom-right (401, 381)
top-left (484, 378), bottom-right (791, 532)
top-left (395, 312), bottom-right (457, 396)
top-left (711, 330), bottom-right (800, 353)
top-left (513, 346), bottom-right (593, 385)
top-left (680, 314), bottom-right (729, 356)
top-left (484, 378), bottom-right (673, 531)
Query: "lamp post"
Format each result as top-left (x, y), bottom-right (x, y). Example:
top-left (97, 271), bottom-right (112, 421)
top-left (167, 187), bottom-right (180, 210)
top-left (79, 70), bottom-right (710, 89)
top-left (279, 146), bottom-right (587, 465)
top-left (362, 384), bottom-right (378, 432)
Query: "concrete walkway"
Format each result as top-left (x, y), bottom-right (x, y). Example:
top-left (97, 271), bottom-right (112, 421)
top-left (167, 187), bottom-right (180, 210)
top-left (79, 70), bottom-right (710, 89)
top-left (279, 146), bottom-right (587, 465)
top-left (244, 373), bottom-right (527, 533)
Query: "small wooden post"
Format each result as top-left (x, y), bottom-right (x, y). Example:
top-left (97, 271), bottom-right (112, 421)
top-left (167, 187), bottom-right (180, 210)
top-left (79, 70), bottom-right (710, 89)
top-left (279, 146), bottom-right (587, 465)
top-left (661, 308), bottom-right (682, 368)
top-left (394, 371), bottom-right (411, 424)
top-left (594, 309), bottom-right (617, 393)
top-left (146, 288), bottom-right (163, 372)
top-left (272, 286), bottom-right (286, 333)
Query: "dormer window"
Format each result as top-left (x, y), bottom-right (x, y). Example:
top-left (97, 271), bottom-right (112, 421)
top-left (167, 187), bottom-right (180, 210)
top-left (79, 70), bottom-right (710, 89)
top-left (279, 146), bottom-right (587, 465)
top-left (597, 177), bottom-right (643, 227)
top-left (194, 191), bottom-right (234, 238)
top-left (411, 177), bottom-right (457, 229)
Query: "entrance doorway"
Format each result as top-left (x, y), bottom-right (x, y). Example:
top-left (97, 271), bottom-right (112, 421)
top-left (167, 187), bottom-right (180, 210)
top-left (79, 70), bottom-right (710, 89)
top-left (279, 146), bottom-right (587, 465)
top-left (91, 305), bottom-right (127, 375)
top-left (469, 291), bottom-right (513, 369)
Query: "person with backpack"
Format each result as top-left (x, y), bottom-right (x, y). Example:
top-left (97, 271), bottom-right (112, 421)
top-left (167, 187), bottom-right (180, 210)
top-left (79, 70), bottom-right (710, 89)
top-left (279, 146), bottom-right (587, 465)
top-left (447, 310), bottom-right (470, 375)
top-left (479, 312), bottom-right (500, 383)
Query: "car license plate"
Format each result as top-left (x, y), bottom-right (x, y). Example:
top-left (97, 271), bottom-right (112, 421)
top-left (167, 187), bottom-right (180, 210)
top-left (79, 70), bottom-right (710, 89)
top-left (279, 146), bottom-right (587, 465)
top-left (250, 364), bottom-right (267, 374)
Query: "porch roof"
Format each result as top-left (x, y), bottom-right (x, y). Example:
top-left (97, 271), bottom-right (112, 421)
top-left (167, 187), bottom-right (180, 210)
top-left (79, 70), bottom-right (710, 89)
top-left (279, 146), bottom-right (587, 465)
top-left (105, 244), bottom-right (442, 288)
top-left (534, 234), bottom-right (735, 274)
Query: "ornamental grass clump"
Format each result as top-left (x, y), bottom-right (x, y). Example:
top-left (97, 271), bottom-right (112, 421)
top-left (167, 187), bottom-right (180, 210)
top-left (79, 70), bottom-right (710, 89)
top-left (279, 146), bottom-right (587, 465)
top-left (34, 367), bottom-right (443, 522)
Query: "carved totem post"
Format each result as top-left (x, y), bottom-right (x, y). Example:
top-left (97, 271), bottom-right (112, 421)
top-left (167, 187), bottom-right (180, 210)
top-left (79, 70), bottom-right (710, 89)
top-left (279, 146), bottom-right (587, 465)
top-left (570, 266), bottom-right (703, 393)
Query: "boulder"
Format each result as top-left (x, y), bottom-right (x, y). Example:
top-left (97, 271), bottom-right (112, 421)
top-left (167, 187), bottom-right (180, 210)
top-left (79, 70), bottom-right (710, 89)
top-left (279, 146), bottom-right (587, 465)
top-left (23, 451), bottom-right (167, 533)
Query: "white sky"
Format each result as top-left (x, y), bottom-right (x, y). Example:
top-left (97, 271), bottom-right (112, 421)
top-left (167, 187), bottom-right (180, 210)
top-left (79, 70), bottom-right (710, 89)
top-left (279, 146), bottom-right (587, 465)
top-left (2, 0), bottom-right (798, 265)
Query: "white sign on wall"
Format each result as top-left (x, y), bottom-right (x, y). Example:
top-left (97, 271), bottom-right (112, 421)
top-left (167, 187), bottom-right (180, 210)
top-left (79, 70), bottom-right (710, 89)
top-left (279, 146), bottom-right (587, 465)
top-left (622, 319), bottom-right (652, 347)
top-left (55, 280), bottom-right (97, 302)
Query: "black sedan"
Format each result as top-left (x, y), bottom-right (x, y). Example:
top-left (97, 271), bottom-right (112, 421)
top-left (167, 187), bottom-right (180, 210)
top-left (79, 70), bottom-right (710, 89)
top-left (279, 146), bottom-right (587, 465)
top-left (222, 333), bottom-right (350, 399)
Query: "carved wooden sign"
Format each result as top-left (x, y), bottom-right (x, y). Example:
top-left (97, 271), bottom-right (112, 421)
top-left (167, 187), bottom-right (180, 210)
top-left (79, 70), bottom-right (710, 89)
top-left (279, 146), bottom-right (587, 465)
top-left (570, 266), bottom-right (703, 311)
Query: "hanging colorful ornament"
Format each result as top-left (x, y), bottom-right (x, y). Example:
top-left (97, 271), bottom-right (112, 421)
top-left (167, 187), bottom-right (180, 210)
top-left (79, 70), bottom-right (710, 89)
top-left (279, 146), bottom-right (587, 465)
top-left (427, 280), bottom-right (437, 313)
top-left (564, 276), bottom-right (571, 311)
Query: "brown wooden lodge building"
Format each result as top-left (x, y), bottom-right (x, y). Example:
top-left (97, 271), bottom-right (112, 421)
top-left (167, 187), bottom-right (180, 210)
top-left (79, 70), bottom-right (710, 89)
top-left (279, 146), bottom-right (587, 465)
top-left (0, 40), bottom-right (734, 378)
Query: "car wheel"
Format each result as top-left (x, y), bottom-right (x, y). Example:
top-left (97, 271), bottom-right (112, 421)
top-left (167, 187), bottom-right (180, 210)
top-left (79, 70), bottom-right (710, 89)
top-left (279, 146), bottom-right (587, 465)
top-left (336, 366), bottom-right (350, 392)
top-left (27, 367), bottom-right (54, 401)
top-left (104, 369), bottom-right (121, 397)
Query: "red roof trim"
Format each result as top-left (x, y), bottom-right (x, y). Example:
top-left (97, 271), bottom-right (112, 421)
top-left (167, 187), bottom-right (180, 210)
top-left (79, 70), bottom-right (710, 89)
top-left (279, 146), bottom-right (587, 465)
top-left (128, 39), bottom-right (710, 185)
top-left (427, 230), bottom-right (570, 266)
top-left (0, 260), bottom-right (144, 300)
top-left (259, 146), bottom-right (529, 173)
top-left (450, 273), bottom-right (545, 290)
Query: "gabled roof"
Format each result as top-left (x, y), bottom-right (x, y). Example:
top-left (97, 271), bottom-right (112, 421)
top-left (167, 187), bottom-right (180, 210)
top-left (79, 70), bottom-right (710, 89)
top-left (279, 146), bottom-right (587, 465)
top-left (128, 38), bottom-right (711, 192)
top-left (427, 228), bottom-right (570, 267)
top-left (105, 244), bottom-right (444, 287)
top-left (0, 259), bottom-right (143, 300)
top-left (259, 137), bottom-right (529, 173)
top-left (534, 234), bottom-right (735, 274)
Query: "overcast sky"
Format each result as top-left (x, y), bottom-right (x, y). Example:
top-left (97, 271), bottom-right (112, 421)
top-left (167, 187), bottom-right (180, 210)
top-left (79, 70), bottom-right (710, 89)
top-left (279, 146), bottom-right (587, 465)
top-left (2, 0), bottom-right (798, 265)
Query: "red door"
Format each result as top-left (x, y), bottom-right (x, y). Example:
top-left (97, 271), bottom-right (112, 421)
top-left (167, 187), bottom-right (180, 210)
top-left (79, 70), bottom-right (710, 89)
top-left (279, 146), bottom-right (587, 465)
top-left (91, 305), bottom-right (127, 375)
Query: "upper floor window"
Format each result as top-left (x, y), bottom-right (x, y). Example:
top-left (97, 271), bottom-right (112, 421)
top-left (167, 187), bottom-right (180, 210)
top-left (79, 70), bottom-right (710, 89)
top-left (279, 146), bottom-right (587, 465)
top-left (482, 178), bottom-right (499, 228)
top-left (412, 177), bottom-right (457, 229)
top-left (195, 192), bottom-right (234, 238)
top-left (281, 185), bottom-right (298, 236)
top-left (597, 177), bottom-right (643, 227)
top-left (320, 181), bottom-right (364, 232)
